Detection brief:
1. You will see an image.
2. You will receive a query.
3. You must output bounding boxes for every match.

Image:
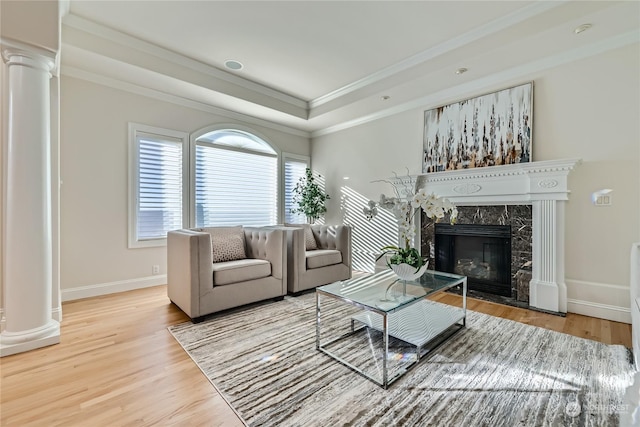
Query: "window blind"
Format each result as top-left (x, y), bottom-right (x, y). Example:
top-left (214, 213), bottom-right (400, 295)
top-left (136, 135), bottom-right (183, 240)
top-left (195, 144), bottom-right (278, 227)
top-left (284, 158), bottom-right (308, 224)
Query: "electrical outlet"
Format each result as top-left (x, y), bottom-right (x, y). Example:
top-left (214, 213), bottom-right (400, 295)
top-left (152, 265), bottom-right (160, 275)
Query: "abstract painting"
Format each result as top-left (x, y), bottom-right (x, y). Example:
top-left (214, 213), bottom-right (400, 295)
top-left (422, 83), bottom-right (532, 172)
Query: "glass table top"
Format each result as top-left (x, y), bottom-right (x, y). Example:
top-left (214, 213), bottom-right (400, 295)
top-left (317, 269), bottom-right (466, 313)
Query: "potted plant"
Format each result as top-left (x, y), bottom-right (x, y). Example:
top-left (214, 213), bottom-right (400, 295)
top-left (291, 168), bottom-right (330, 223)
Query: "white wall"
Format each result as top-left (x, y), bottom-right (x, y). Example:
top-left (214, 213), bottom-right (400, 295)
top-left (60, 76), bottom-right (309, 299)
top-left (311, 112), bottom-right (423, 272)
top-left (1, 1), bottom-right (59, 54)
top-left (312, 44), bottom-right (640, 322)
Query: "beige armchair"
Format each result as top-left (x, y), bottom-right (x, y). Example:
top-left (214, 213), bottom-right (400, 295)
top-left (167, 226), bottom-right (286, 322)
top-left (285, 224), bottom-right (352, 293)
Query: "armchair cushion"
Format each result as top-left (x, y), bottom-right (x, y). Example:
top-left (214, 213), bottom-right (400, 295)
top-left (212, 258), bottom-right (271, 286)
top-left (205, 226), bottom-right (246, 263)
top-left (306, 249), bottom-right (342, 270)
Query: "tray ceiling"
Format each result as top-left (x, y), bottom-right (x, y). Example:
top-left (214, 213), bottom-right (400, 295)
top-left (62, 1), bottom-right (640, 136)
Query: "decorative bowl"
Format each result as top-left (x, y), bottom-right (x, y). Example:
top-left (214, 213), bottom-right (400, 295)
top-left (390, 262), bottom-right (429, 281)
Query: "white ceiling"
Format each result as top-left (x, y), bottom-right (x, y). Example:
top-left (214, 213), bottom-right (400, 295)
top-left (62, 1), bottom-right (640, 136)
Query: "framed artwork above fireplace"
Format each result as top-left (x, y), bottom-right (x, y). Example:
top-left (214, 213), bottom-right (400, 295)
top-left (422, 82), bottom-right (533, 173)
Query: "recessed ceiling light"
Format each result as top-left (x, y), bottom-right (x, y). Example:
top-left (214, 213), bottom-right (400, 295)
top-left (224, 60), bottom-right (243, 71)
top-left (343, 176), bottom-right (350, 180)
top-left (381, 95), bottom-right (391, 101)
top-left (456, 68), bottom-right (468, 75)
top-left (574, 23), bottom-right (592, 34)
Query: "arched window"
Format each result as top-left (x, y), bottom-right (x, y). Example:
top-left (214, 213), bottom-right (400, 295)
top-left (193, 128), bottom-right (278, 227)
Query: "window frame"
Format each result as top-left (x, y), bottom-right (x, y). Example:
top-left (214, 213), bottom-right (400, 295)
top-left (282, 152), bottom-right (311, 224)
top-left (189, 124), bottom-right (282, 228)
top-left (128, 123), bottom-right (189, 248)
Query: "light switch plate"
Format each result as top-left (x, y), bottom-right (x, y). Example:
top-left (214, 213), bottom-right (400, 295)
top-left (592, 189), bottom-right (613, 206)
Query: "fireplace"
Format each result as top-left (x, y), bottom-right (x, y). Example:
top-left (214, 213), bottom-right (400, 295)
top-left (425, 205), bottom-right (533, 304)
top-left (435, 224), bottom-right (512, 297)
top-left (402, 158), bottom-right (580, 314)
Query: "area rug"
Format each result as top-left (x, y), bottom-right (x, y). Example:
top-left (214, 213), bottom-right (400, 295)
top-left (169, 294), bottom-right (634, 426)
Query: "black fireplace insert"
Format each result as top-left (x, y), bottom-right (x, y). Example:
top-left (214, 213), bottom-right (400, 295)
top-left (435, 223), bottom-right (512, 297)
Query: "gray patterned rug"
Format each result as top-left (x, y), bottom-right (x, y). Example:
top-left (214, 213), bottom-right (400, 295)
top-left (168, 293), bottom-right (634, 426)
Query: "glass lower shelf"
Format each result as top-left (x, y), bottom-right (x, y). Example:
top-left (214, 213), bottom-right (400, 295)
top-left (351, 299), bottom-right (465, 348)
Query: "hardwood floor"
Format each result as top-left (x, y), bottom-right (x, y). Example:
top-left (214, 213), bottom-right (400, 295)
top-left (0, 285), bottom-right (632, 426)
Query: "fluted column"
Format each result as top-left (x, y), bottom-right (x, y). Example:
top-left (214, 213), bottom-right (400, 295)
top-left (530, 199), bottom-right (567, 313)
top-left (1, 46), bottom-right (60, 356)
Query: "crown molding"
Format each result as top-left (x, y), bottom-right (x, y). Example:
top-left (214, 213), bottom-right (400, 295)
top-left (59, 0), bottom-right (71, 19)
top-left (59, 12), bottom-right (638, 138)
top-left (309, 1), bottom-right (566, 110)
top-left (61, 65), bottom-right (311, 138)
top-left (62, 14), bottom-right (308, 110)
top-left (311, 29), bottom-right (640, 138)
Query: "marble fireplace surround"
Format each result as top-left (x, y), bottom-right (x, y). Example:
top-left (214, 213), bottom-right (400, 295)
top-left (394, 158), bottom-right (581, 314)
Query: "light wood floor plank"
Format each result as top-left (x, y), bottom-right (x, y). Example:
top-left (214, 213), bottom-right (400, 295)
top-left (0, 285), bottom-right (632, 426)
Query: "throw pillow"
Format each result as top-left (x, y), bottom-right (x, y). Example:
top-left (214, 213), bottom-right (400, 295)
top-left (208, 226), bottom-right (246, 263)
top-left (284, 223), bottom-right (319, 251)
top-left (304, 226), bottom-right (318, 251)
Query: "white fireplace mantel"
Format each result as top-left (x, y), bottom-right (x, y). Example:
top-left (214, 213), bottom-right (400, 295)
top-left (394, 158), bottom-right (581, 314)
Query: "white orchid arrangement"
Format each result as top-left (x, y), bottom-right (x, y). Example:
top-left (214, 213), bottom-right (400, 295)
top-left (379, 188), bottom-right (458, 247)
top-left (364, 172), bottom-right (458, 270)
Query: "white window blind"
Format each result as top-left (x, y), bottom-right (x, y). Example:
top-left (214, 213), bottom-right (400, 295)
top-left (284, 158), bottom-right (308, 224)
top-left (194, 144), bottom-right (278, 227)
top-left (136, 134), bottom-right (184, 240)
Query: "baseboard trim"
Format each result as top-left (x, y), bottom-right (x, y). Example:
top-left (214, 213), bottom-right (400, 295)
top-left (51, 306), bottom-right (62, 322)
top-left (565, 278), bottom-right (630, 323)
top-left (567, 299), bottom-right (631, 324)
top-left (62, 275), bottom-right (167, 302)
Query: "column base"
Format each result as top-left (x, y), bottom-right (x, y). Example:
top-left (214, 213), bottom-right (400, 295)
top-left (0, 320), bottom-right (60, 357)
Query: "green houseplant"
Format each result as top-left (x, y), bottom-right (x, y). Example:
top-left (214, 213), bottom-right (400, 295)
top-left (291, 168), bottom-right (330, 223)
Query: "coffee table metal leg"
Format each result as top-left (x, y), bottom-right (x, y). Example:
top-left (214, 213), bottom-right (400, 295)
top-left (316, 292), bottom-right (320, 349)
top-left (383, 313), bottom-right (389, 389)
top-left (462, 277), bottom-right (467, 327)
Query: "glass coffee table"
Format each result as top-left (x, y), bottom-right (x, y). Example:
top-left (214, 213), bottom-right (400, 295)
top-left (315, 269), bottom-right (467, 388)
